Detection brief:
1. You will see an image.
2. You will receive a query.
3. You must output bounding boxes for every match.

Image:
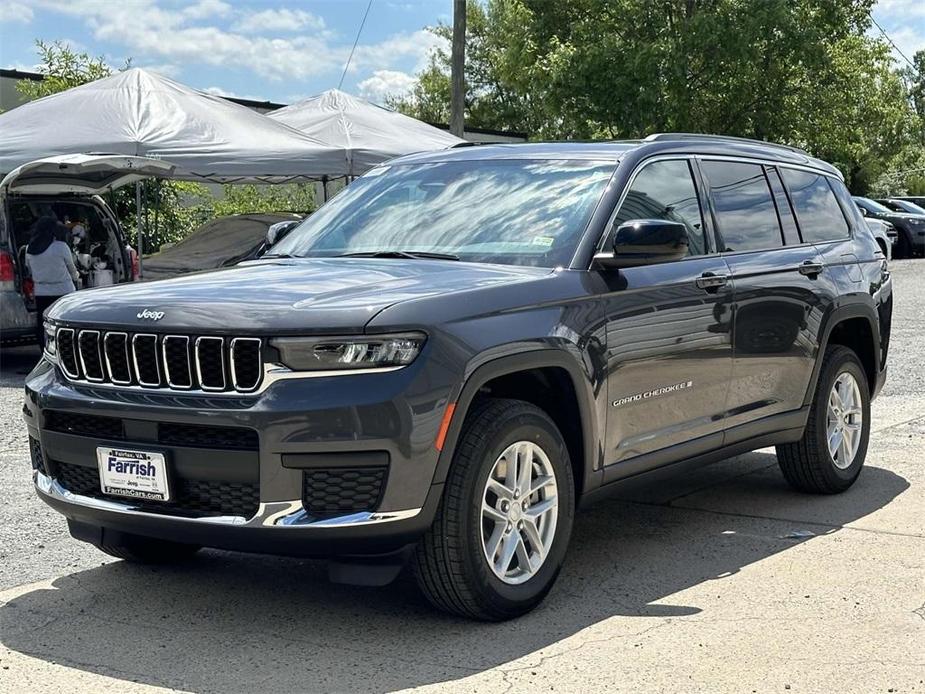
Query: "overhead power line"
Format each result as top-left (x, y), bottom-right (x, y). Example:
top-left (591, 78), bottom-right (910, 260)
top-left (339, 0), bottom-right (374, 90)
top-left (869, 13), bottom-right (918, 73)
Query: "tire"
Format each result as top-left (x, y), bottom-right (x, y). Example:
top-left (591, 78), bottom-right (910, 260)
top-left (97, 532), bottom-right (202, 564)
top-left (895, 229), bottom-right (912, 259)
top-left (776, 345), bottom-right (870, 494)
top-left (414, 398), bottom-right (575, 620)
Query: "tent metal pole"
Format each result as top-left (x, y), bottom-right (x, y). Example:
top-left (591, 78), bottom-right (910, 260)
top-left (322, 175), bottom-right (329, 203)
top-left (135, 181), bottom-right (144, 279)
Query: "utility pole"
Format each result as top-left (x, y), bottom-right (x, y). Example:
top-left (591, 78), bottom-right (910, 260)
top-left (450, 0), bottom-right (466, 138)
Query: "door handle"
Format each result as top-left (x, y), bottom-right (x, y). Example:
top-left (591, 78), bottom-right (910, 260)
top-left (798, 260), bottom-right (824, 277)
top-left (695, 272), bottom-right (730, 291)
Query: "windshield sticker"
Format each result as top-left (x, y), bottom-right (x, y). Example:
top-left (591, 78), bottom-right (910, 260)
top-left (531, 236), bottom-right (555, 248)
top-left (612, 380), bottom-right (693, 408)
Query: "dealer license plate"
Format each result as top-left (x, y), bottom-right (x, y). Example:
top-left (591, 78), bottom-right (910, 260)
top-left (96, 447), bottom-right (170, 501)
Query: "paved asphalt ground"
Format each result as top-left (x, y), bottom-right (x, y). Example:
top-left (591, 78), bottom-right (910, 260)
top-left (0, 262), bottom-right (922, 694)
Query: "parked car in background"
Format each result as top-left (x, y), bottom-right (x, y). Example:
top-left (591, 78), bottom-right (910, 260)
top-left (875, 198), bottom-right (925, 215)
top-left (891, 196), bottom-right (925, 209)
top-left (0, 154), bottom-right (172, 346)
top-left (853, 196), bottom-right (925, 258)
top-left (864, 218), bottom-right (895, 260)
top-left (140, 213), bottom-right (303, 281)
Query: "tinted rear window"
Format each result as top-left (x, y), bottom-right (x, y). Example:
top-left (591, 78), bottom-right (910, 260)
top-left (780, 169), bottom-right (850, 242)
top-left (701, 161), bottom-right (782, 252)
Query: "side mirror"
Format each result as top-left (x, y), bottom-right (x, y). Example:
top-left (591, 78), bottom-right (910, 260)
top-left (265, 220), bottom-right (300, 248)
top-left (595, 219), bottom-right (689, 269)
top-left (857, 206), bottom-right (869, 217)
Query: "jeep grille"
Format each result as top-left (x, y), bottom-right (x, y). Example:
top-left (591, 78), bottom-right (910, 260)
top-left (56, 327), bottom-right (263, 393)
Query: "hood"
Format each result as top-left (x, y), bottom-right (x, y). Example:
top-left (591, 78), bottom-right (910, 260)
top-left (47, 258), bottom-right (551, 333)
top-left (0, 154), bottom-right (175, 196)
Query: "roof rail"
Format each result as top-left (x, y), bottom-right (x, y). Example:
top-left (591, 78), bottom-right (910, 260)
top-left (644, 133), bottom-right (809, 157)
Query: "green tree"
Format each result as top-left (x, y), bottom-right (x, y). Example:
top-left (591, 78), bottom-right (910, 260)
top-left (16, 40), bottom-right (123, 99)
top-left (395, 0), bottom-right (921, 193)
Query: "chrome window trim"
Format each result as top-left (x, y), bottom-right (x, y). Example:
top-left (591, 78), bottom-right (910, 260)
top-left (161, 334), bottom-right (192, 390)
top-left (102, 331), bottom-right (132, 385)
top-left (132, 333), bottom-right (161, 387)
top-left (590, 153), bottom-right (848, 267)
top-left (76, 330), bottom-right (104, 382)
top-left (194, 336), bottom-right (226, 391)
top-left (229, 337), bottom-right (263, 393)
top-left (35, 472), bottom-right (421, 528)
top-left (55, 327), bottom-right (80, 379)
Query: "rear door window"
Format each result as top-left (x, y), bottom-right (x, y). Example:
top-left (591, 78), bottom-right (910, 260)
top-left (701, 161), bottom-right (783, 252)
top-left (780, 168), bottom-right (850, 242)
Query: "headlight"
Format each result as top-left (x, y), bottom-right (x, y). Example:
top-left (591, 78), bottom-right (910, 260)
top-left (43, 322), bottom-right (57, 362)
top-left (269, 333), bottom-right (426, 371)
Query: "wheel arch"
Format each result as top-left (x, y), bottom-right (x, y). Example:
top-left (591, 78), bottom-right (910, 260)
top-left (803, 303), bottom-right (880, 406)
top-left (432, 350), bottom-right (600, 500)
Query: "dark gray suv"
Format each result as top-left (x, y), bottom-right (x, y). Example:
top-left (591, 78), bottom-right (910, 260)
top-left (23, 134), bottom-right (892, 620)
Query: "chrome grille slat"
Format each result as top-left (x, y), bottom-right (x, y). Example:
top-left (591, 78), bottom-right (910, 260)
top-left (56, 328), bottom-right (80, 379)
top-left (77, 330), bottom-right (104, 382)
top-left (132, 333), bottom-right (161, 387)
top-left (162, 335), bottom-right (192, 389)
top-left (103, 332), bottom-right (132, 384)
top-left (195, 336), bottom-right (226, 391)
top-left (230, 338), bottom-right (263, 392)
top-left (55, 328), bottom-right (261, 394)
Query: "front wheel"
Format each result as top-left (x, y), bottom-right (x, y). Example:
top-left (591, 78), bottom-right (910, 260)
top-left (776, 345), bottom-right (870, 493)
top-left (414, 398), bottom-right (575, 620)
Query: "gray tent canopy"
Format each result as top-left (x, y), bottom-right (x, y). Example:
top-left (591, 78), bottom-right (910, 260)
top-left (269, 88), bottom-right (465, 177)
top-left (0, 68), bottom-right (345, 181)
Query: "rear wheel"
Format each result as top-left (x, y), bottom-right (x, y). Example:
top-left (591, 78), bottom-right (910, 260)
top-left (97, 532), bottom-right (202, 564)
top-left (414, 398), bottom-right (575, 620)
top-left (776, 345), bottom-right (870, 493)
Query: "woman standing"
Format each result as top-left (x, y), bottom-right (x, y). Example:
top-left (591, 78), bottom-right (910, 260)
top-left (25, 216), bottom-right (80, 345)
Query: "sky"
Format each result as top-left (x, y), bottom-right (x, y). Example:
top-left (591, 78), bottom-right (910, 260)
top-left (0, 0), bottom-right (922, 108)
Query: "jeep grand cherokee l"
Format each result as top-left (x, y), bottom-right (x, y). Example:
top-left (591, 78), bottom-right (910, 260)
top-left (23, 134), bottom-right (892, 620)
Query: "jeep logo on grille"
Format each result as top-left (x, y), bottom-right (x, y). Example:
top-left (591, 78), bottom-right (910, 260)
top-left (136, 309), bottom-right (165, 321)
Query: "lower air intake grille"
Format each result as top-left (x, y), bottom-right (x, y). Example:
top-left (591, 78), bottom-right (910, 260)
top-left (29, 436), bottom-right (47, 474)
top-left (44, 409), bottom-right (124, 440)
top-left (158, 422), bottom-right (259, 451)
top-left (301, 466), bottom-right (387, 516)
top-left (53, 461), bottom-right (259, 519)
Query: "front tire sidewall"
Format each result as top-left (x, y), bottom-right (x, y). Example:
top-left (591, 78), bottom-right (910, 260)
top-left (462, 415), bottom-right (574, 612)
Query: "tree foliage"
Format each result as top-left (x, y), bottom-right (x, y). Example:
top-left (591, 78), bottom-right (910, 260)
top-left (16, 40), bottom-right (121, 100)
top-left (394, 0), bottom-right (924, 193)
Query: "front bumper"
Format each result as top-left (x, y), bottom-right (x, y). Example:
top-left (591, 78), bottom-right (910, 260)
top-left (24, 355), bottom-right (454, 557)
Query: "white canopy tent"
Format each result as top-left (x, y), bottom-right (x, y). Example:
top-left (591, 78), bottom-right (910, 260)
top-left (269, 88), bottom-right (465, 177)
top-left (0, 68), bottom-right (345, 181)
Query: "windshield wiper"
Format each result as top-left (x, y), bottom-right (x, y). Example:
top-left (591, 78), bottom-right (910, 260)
top-left (261, 253), bottom-right (294, 259)
top-left (338, 250), bottom-right (460, 261)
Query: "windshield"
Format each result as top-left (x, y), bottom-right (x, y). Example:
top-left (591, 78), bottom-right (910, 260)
top-left (271, 159), bottom-right (615, 268)
top-left (855, 197), bottom-right (892, 215)
top-left (889, 199), bottom-right (925, 215)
